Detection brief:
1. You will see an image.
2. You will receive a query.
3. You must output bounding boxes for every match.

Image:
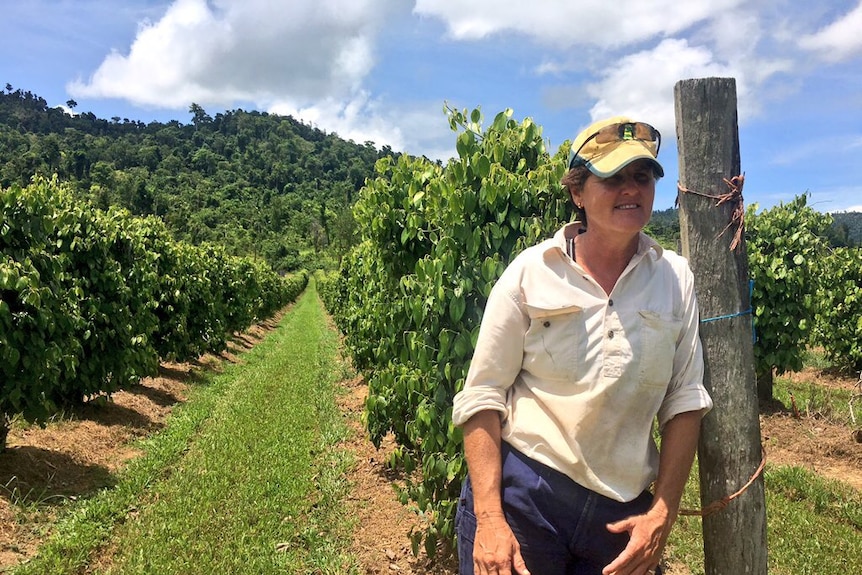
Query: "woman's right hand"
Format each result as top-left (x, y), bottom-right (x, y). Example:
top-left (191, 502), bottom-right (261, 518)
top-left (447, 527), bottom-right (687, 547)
top-left (473, 512), bottom-right (531, 575)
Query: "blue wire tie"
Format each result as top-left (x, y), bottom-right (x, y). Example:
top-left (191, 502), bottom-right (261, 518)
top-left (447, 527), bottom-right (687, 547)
top-left (699, 280), bottom-right (757, 343)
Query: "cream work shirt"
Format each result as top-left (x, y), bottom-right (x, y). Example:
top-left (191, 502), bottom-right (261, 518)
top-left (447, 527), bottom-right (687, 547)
top-left (452, 223), bottom-right (713, 502)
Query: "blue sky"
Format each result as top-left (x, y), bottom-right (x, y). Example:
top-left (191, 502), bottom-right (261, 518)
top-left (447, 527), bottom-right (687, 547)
top-left (2, 0), bottom-right (861, 212)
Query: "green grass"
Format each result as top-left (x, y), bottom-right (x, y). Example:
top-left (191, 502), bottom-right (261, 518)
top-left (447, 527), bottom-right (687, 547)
top-left (765, 466), bottom-right (862, 574)
top-left (662, 343), bottom-right (862, 573)
top-left (800, 347), bottom-right (838, 371)
top-left (12, 282), bottom-right (359, 575)
top-left (665, 458), bottom-right (862, 574)
top-left (772, 377), bottom-right (855, 425)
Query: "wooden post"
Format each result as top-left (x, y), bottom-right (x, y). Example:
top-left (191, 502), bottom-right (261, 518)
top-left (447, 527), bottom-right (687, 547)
top-left (674, 77), bottom-right (767, 575)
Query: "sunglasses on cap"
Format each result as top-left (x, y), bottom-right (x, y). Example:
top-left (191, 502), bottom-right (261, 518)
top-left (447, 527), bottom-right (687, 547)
top-left (568, 121), bottom-right (661, 169)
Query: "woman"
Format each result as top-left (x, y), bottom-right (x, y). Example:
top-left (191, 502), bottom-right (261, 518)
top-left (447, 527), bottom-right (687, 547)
top-left (452, 116), bottom-right (713, 575)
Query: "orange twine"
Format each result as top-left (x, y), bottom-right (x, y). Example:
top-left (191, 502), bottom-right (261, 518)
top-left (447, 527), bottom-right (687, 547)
top-left (678, 445), bottom-right (766, 518)
top-left (677, 173), bottom-right (746, 251)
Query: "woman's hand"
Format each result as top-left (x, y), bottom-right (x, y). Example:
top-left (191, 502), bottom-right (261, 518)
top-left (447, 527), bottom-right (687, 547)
top-left (463, 411), bottom-right (530, 574)
top-left (473, 512), bottom-right (531, 575)
top-left (602, 409), bottom-right (705, 575)
top-left (601, 508), bottom-right (670, 575)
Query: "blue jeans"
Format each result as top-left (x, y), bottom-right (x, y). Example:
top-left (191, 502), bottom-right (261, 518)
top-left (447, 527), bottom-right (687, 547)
top-left (456, 443), bottom-right (662, 575)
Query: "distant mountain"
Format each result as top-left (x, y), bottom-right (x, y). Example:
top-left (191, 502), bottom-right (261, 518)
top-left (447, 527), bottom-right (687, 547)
top-left (0, 85), bottom-right (398, 272)
top-left (645, 207), bottom-right (681, 249)
top-left (827, 211), bottom-right (862, 247)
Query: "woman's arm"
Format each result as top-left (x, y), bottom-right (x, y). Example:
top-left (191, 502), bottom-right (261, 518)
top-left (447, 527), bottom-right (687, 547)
top-left (651, 409), bottom-right (704, 529)
top-left (463, 410), bottom-right (531, 575)
top-left (602, 409), bottom-right (704, 575)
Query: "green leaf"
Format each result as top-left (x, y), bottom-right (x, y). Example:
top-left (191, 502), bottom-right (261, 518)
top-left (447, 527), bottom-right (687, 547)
top-left (476, 155), bottom-right (491, 179)
top-left (424, 529), bottom-right (438, 558)
top-left (456, 131), bottom-right (475, 158)
top-left (491, 109), bottom-right (511, 132)
top-left (449, 294), bottom-right (466, 323)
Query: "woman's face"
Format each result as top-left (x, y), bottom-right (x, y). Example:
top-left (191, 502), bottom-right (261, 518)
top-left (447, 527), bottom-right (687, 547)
top-left (572, 159), bottom-right (656, 237)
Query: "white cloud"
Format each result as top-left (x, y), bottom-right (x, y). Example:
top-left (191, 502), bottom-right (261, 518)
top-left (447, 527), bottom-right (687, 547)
top-left (68, 0), bottom-right (394, 108)
top-left (703, 7), bottom-right (793, 87)
top-left (585, 39), bottom-right (736, 135)
top-left (413, 0), bottom-right (745, 48)
top-left (800, 1), bottom-right (862, 62)
top-left (534, 60), bottom-right (565, 76)
top-left (269, 91), bottom-right (403, 148)
top-left (269, 92), bottom-right (455, 161)
top-left (63, 0), bottom-right (446, 158)
top-left (416, 1), bottom-right (793, 137)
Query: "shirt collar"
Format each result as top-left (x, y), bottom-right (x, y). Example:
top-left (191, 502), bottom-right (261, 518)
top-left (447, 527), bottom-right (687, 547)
top-left (549, 222), bottom-right (664, 260)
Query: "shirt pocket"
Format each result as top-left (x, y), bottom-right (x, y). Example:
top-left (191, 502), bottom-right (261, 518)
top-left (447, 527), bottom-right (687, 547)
top-left (522, 304), bottom-right (584, 381)
top-left (638, 310), bottom-right (683, 388)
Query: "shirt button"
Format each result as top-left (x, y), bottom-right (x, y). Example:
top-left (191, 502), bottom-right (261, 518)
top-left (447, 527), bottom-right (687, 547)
top-left (543, 321), bottom-right (550, 328)
top-left (608, 330), bottom-right (615, 339)
top-left (608, 299), bottom-right (614, 306)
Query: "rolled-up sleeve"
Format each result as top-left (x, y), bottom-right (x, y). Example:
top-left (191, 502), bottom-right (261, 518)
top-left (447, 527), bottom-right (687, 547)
top-left (656, 265), bottom-right (713, 429)
top-left (452, 278), bottom-right (528, 427)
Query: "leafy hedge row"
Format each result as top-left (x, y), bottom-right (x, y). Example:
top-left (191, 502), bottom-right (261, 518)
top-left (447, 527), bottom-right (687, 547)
top-left (747, 194), bottom-right (862, 378)
top-left (812, 246), bottom-right (862, 371)
top-left (320, 107), bottom-right (572, 554)
top-left (746, 194), bottom-right (832, 394)
top-left (1, 176), bottom-right (307, 430)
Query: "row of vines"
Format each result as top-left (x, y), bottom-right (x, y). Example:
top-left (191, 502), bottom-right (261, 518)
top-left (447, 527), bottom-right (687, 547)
top-left (747, 193), bottom-right (862, 395)
top-left (320, 106), bottom-right (573, 554)
top-left (1, 176), bottom-right (308, 447)
top-left (319, 107), bottom-right (862, 555)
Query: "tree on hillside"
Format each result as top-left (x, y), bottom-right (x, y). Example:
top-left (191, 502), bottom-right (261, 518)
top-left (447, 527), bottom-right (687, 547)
top-left (189, 103), bottom-right (212, 128)
top-left (644, 207), bottom-right (681, 249)
top-left (828, 212), bottom-right (862, 247)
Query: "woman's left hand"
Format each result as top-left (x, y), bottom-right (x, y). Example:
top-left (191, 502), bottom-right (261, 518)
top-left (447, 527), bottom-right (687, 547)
top-left (601, 509), bottom-right (670, 575)
top-left (602, 410), bottom-right (705, 574)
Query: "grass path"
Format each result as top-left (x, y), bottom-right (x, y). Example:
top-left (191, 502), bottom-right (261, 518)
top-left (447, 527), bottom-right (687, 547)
top-left (14, 282), bottom-right (359, 574)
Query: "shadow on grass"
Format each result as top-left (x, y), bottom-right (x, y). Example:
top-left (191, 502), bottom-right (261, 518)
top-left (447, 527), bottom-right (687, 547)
top-left (759, 397), bottom-right (793, 416)
top-left (0, 446), bottom-right (115, 506)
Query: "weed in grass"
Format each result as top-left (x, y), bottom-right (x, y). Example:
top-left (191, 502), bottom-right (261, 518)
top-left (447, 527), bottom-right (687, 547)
top-left (2, 476), bottom-right (53, 508)
top-left (773, 379), bottom-right (853, 425)
top-left (801, 348), bottom-right (835, 371)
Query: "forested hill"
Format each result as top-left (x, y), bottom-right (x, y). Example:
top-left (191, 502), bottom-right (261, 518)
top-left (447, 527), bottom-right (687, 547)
top-left (0, 86), bottom-right (397, 272)
top-left (828, 211), bottom-right (862, 247)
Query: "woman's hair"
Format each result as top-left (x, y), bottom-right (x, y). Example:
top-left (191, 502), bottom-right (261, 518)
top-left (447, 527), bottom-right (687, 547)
top-left (561, 165), bottom-right (591, 226)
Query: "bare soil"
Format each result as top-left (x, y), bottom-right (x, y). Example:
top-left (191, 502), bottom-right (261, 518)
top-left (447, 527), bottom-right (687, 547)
top-left (760, 367), bottom-right (862, 491)
top-left (338, 374), bottom-right (457, 574)
top-left (1, 321), bottom-right (859, 573)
